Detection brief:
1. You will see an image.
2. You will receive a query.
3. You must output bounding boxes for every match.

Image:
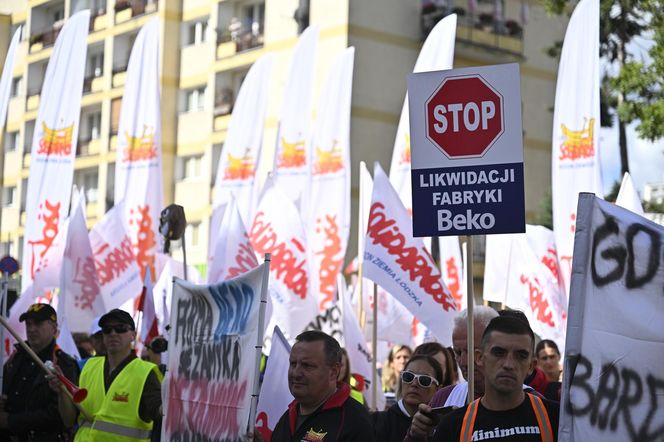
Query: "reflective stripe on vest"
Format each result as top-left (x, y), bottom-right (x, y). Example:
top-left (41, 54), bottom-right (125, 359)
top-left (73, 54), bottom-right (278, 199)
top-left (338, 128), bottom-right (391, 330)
top-left (459, 394), bottom-right (553, 442)
top-left (80, 420), bottom-right (152, 440)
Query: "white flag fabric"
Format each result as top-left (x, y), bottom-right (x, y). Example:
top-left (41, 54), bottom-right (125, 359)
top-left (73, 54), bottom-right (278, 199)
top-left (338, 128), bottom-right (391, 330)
top-left (249, 175), bottom-right (316, 340)
top-left (362, 163), bottom-right (457, 344)
top-left (114, 17), bottom-right (163, 282)
top-left (0, 26), bottom-right (21, 138)
top-left (559, 194), bottom-right (664, 442)
top-left (60, 192), bottom-right (105, 332)
top-left (139, 267), bottom-right (158, 344)
top-left (55, 306), bottom-right (79, 361)
top-left (615, 172), bottom-right (644, 216)
top-left (31, 218), bottom-right (69, 298)
top-left (254, 326), bottom-right (292, 441)
top-left (212, 55), bottom-right (273, 227)
top-left (273, 26), bottom-right (318, 206)
top-left (341, 285), bottom-right (372, 383)
top-left (389, 14), bottom-right (456, 212)
top-left (89, 203), bottom-right (142, 310)
top-left (164, 264), bottom-right (266, 440)
top-left (307, 47), bottom-right (355, 312)
top-left (438, 236), bottom-right (466, 311)
top-left (152, 258), bottom-right (172, 335)
top-left (551, 0), bottom-right (602, 296)
top-left (208, 195), bottom-right (259, 284)
top-left (21, 11), bottom-right (90, 291)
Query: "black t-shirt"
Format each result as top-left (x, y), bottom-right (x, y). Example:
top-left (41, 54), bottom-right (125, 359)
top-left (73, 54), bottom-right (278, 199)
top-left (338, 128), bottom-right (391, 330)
top-left (431, 395), bottom-right (560, 442)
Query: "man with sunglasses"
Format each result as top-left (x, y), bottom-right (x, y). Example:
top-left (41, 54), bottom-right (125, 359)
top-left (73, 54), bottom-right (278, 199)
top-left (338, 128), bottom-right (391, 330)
top-left (50, 309), bottom-right (163, 441)
top-left (1, 303), bottom-right (79, 442)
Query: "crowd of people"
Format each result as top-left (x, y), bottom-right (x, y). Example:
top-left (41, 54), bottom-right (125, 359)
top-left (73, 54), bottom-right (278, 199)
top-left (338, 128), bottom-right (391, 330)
top-left (0, 301), bottom-right (564, 441)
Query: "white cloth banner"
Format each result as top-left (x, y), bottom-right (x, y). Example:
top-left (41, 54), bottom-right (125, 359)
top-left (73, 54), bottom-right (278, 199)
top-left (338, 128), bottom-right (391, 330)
top-left (307, 47), bottom-right (354, 312)
top-left (616, 172), bottom-right (644, 216)
top-left (0, 26), bottom-right (21, 141)
top-left (362, 163), bottom-right (457, 345)
top-left (114, 17), bottom-right (163, 282)
top-left (60, 192), bottom-right (105, 332)
top-left (255, 326), bottom-right (292, 441)
top-left (249, 176), bottom-right (316, 341)
top-left (559, 193), bottom-right (664, 442)
top-left (89, 203), bottom-right (142, 310)
top-left (208, 195), bottom-right (259, 284)
top-left (551, 0), bottom-right (602, 296)
top-left (273, 26), bottom-right (318, 206)
top-left (212, 55), bottom-right (273, 227)
top-left (389, 14), bottom-right (456, 212)
top-left (21, 11), bottom-right (89, 291)
top-left (164, 264), bottom-right (266, 440)
top-left (438, 236), bottom-right (465, 310)
top-left (341, 286), bottom-right (372, 383)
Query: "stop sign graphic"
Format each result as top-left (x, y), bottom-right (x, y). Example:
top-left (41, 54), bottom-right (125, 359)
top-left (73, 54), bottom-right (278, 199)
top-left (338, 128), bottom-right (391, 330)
top-left (425, 75), bottom-right (504, 158)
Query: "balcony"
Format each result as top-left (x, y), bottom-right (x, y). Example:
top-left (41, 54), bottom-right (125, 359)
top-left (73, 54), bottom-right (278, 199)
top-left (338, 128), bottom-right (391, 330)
top-left (90, 10), bottom-right (109, 32)
top-left (114, 0), bottom-right (157, 23)
top-left (112, 63), bottom-right (129, 87)
top-left (29, 22), bottom-right (64, 53)
top-left (26, 91), bottom-right (40, 112)
top-left (77, 138), bottom-right (102, 156)
top-left (83, 74), bottom-right (105, 94)
top-left (216, 28), bottom-right (263, 59)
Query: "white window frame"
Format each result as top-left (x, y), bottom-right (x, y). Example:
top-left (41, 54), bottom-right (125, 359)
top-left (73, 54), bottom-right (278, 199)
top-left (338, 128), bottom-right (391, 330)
top-left (3, 187), bottom-right (17, 207)
top-left (87, 111), bottom-right (102, 140)
top-left (187, 20), bottom-right (208, 46)
top-left (185, 87), bottom-right (206, 112)
top-left (5, 132), bottom-right (19, 152)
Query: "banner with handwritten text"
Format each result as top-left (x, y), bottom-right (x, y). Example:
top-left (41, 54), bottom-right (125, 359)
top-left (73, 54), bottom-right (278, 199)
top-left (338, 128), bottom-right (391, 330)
top-left (164, 263), bottom-right (266, 440)
top-left (559, 194), bottom-right (664, 442)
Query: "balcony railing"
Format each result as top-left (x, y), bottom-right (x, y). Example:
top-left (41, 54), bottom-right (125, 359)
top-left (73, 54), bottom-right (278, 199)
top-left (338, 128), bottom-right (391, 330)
top-left (214, 88), bottom-right (234, 117)
top-left (216, 28), bottom-right (263, 54)
top-left (29, 22), bottom-right (64, 52)
top-left (114, 0), bottom-right (157, 20)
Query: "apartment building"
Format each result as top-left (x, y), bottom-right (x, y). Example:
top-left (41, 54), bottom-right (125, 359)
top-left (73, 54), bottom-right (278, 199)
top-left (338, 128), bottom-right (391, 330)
top-left (0, 0), bottom-right (567, 278)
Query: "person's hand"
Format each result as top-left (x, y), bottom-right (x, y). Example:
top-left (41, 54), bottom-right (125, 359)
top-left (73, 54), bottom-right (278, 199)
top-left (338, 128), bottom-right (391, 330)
top-left (246, 430), bottom-right (266, 442)
top-left (408, 403), bottom-right (437, 439)
top-left (45, 364), bottom-right (65, 395)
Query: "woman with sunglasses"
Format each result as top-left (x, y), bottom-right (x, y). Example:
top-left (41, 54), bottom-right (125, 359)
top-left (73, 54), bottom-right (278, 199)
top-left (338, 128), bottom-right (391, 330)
top-left (372, 355), bottom-right (443, 442)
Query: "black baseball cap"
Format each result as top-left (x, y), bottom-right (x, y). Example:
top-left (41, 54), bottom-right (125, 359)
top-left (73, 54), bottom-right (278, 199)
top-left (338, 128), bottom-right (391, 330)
top-left (98, 309), bottom-right (135, 330)
top-left (19, 303), bottom-right (57, 323)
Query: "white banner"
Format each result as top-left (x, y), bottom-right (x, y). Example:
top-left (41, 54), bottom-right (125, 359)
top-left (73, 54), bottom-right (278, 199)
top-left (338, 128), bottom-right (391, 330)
top-left (389, 14), bottom-right (456, 212)
top-left (164, 264), bottom-right (266, 440)
top-left (438, 236), bottom-right (465, 310)
top-left (21, 11), bottom-right (90, 291)
top-left (249, 176), bottom-right (316, 340)
top-left (60, 192), bottom-right (105, 332)
top-left (362, 163), bottom-right (457, 344)
top-left (212, 55), bottom-right (273, 227)
top-left (307, 47), bottom-right (354, 311)
top-left (273, 25), bottom-right (318, 206)
top-left (341, 286), bottom-right (372, 383)
top-left (615, 172), bottom-right (644, 216)
top-left (114, 17), bottom-right (163, 282)
top-left (0, 26), bottom-right (21, 139)
top-left (551, 0), bottom-right (602, 295)
top-left (559, 193), bottom-right (664, 442)
top-left (89, 203), bottom-right (142, 310)
top-left (255, 326), bottom-right (292, 441)
top-left (208, 195), bottom-right (258, 284)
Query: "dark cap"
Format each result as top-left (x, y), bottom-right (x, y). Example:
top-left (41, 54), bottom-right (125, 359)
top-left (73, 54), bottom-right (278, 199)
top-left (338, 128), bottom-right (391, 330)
top-left (98, 309), bottom-right (135, 330)
top-left (19, 303), bottom-right (57, 323)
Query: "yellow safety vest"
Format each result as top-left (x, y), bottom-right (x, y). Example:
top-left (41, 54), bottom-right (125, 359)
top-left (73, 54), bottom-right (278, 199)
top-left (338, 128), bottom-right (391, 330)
top-left (75, 356), bottom-right (162, 441)
top-left (460, 394), bottom-right (553, 442)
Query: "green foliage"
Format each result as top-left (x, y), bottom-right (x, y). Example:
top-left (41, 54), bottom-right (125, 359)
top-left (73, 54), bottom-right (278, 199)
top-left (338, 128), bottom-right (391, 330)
top-left (535, 191), bottom-right (553, 230)
top-left (643, 198), bottom-right (664, 213)
top-left (604, 180), bottom-right (621, 202)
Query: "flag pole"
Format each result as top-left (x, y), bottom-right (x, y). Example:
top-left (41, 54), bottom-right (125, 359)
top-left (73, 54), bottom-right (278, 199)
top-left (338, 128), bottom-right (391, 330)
top-left (371, 283), bottom-right (378, 410)
top-left (0, 272), bottom-right (7, 391)
top-left (463, 235), bottom-right (475, 403)
top-left (248, 253), bottom-right (271, 436)
top-left (357, 161), bottom-right (366, 328)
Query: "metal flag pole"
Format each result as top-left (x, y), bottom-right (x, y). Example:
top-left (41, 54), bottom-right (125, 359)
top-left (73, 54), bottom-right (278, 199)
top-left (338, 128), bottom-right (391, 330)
top-left (371, 283), bottom-right (378, 410)
top-left (0, 272), bottom-right (7, 391)
top-left (463, 236), bottom-right (475, 403)
top-left (357, 161), bottom-right (366, 328)
top-left (248, 253), bottom-right (271, 437)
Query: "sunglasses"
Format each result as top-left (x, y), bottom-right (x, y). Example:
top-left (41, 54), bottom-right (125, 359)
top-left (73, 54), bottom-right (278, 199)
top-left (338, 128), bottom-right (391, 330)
top-left (401, 370), bottom-right (439, 388)
top-left (101, 325), bottom-right (132, 335)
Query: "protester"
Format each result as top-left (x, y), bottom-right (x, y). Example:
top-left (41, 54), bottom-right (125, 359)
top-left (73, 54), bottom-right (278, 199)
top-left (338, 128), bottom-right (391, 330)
top-left (338, 348), bottom-right (365, 405)
top-left (48, 309), bottom-right (163, 441)
top-left (536, 339), bottom-right (562, 382)
top-left (382, 344), bottom-right (412, 393)
top-left (1, 303), bottom-right (79, 442)
top-left (412, 342), bottom-right (455, 388)
top-left (270, 330), bottom-right (375, 441)
top-left (372, 355), bottom-right (443, 442)
top-left (405, 306), bottom-right (498, 441)
top-left (430, 315), bottom-right (559, 441)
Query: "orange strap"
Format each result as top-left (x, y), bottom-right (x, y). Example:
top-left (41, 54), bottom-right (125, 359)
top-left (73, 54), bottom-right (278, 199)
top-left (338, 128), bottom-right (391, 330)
top-left (459, 394), bottom-right (553, 442)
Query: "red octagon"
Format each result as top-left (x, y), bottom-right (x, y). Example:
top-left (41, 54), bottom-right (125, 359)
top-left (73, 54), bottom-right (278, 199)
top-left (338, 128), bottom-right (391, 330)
top-left (425, 74), bottom-right (504, 158)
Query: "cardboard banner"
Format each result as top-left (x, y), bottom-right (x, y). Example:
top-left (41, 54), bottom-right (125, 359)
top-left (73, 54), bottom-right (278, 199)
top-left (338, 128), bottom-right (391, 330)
top-left (21, 11), bottom-right (89, 292)
top-left (88, 203), bottom-right (142, 310)
top-left (164, 264), bottom-right (266, 440)
top-left (362, 163), bottom-right (457, 345)
top-left (114, 17), bottom-right (163, 282)
top-left (273, 25), bottom-right (319, 206)
top-left (307, 47), bottom-right (354, 312)
top-left (255, 326), bottom-right (292, 441)
top-left (559, 193), bottom-right (664, 442)
top-left (551, 0), bottom-right (602, 295)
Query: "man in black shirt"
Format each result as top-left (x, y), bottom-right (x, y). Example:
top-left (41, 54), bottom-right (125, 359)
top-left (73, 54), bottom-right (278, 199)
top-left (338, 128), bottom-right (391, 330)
top-left (432, 315), bottom-right (559, 442)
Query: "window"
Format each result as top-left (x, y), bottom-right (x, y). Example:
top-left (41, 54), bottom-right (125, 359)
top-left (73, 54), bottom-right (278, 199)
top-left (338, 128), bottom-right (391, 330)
top-left (186, 222), bottom-right (201, 248)
top-left (2, 187), bottom-right (17, 207)
top-left (5, 132), bottom-right (19, 152)
top-left (183, 155), bottom-right (202, 179)
top-left (89, 52), bottom-right (104, 77)
top-left (186, 87), bottom-right (206, 112)
top-left (0, 241), bottom-right (14, 257)
top-left (10, 77), bottom-right (21, 97)
top-left (242, 2), bottom-right (264, 36)
top-left (187, 20), bottom-right (208, 45)
top-left (88, 111), bottom-right (102, 140)
top-left (75, 170), bottom-right (99, 203)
